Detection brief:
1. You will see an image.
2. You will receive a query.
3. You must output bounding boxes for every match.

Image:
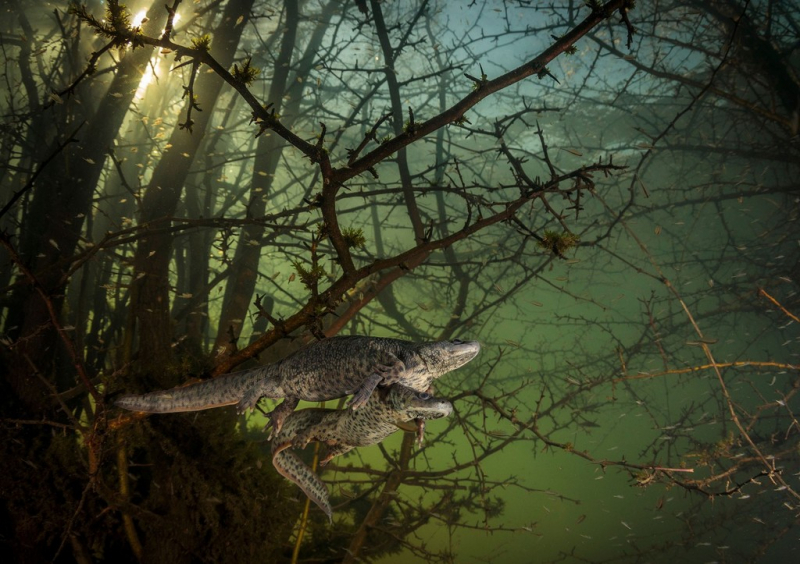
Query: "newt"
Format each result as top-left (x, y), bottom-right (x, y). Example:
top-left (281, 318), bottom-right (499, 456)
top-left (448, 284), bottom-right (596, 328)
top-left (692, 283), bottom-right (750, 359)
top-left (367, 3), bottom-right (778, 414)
top-left (271, 383), bottom-right (453, 520)
top-left (116, 336), bottom-right (479, 435)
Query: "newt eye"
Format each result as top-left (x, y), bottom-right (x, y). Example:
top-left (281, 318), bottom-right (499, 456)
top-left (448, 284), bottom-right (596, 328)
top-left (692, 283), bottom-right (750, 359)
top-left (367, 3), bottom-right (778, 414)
top-left (418, 392), bottom-right (431, 400)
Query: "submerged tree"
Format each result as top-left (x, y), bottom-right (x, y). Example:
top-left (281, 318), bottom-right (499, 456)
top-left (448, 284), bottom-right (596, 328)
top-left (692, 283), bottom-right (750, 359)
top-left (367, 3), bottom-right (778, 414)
top-left (1, 1), bottom-right (798, 563)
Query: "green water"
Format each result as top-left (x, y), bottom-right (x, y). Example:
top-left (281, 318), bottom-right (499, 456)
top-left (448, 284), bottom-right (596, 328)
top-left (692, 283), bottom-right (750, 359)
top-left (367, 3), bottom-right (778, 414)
top-left (1, 1), bottom-right (798, 562)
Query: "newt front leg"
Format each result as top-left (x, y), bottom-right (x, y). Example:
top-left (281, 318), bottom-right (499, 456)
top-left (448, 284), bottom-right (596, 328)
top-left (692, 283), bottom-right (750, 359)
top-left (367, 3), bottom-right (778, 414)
top-left (348, 355), bottom-right (407, 410)
top-left (264, 397), bottom-right (300, 439)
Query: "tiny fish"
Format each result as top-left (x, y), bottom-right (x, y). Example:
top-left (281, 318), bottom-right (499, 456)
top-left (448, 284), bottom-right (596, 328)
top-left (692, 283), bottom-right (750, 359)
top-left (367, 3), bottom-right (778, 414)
top-left (686, 338), bottom-right (718, 346)
top-left (338, 488), bottom-right (357, 499)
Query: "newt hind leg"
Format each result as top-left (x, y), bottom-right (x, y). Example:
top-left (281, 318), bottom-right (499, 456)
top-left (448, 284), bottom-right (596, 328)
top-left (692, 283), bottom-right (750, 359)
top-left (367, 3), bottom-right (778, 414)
top-left (319, 443), bottom-right (354, 466)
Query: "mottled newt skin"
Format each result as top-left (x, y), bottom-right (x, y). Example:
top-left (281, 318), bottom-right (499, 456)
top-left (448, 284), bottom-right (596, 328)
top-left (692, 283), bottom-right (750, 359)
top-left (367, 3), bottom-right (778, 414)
top-left (116, 336), bottom-right (479, 434)
top-left (271, 384), bottom-right (453, 520)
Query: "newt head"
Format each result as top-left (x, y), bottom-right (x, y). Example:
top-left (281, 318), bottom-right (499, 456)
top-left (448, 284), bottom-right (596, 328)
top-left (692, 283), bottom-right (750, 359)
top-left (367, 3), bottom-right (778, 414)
top-left (414, 339), bottom-right (481, 378)
top-left (385, 384), bottom-right (453, 421)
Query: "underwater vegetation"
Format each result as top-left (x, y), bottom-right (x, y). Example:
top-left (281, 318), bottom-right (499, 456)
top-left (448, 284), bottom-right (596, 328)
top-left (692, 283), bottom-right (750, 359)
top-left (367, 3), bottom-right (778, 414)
top-left (0, 1), bottom-right (797, 562)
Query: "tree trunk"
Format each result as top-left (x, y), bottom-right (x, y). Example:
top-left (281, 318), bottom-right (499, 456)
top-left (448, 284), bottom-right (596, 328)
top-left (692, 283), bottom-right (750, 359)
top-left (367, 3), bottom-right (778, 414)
top-left (214, 0), bottom-right (339, 355)
top-left (130, 0), bottom-right (256, 378)
top-left (2, 2), bottom-right (167, 408)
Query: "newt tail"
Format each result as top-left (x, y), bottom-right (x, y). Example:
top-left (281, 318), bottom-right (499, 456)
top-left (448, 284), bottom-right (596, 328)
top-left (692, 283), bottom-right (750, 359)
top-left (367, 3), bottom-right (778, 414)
top-left (114, 366), bottom-right (283, 413)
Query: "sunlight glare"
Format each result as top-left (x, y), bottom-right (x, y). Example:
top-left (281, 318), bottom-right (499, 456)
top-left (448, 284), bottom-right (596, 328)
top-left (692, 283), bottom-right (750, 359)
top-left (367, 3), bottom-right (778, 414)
top-left (134, 56), bottom-right (159, 100)
top-left (133, 10), bottom-right (147, 28)
top-left (161, 13), bottom-right (181, 34)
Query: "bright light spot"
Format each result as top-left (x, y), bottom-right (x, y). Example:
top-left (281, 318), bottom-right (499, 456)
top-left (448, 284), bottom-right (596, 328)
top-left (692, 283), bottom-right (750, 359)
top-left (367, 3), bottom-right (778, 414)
top-left (134, 56), bottom-right (159, 100)
top-left (161, 13), bottom-right (180, 35)
top-left (133, 10), bottom-right (147, 28)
